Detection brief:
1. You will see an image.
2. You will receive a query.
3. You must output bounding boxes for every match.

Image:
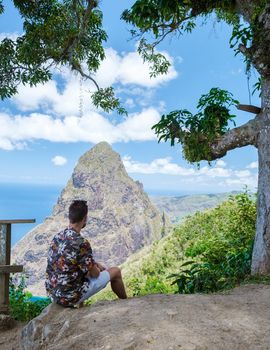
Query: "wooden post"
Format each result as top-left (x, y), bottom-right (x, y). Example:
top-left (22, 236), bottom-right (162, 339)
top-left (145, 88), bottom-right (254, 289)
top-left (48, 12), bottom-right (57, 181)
top-left (0, 219), bottom-right (35, 314)
top-left (0, 223), bottom-right (8, 314)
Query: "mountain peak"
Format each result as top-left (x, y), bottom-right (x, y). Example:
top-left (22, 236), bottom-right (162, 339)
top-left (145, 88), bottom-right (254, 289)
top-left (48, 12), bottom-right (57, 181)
top-left (12, 143), bottom-right (167, 295)
top-left (92, 141), bottom-right (113, 152)
top-left (74, 141), bottom-right (123, 176)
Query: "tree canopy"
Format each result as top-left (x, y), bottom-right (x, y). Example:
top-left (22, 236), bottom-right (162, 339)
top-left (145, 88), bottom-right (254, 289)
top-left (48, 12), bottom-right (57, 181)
top-left (1, 1), bottom-right (270, 274)
top-left (122, 0), bottom-right (269, 163)
top-left (0, 0), bottom-right (125, 114)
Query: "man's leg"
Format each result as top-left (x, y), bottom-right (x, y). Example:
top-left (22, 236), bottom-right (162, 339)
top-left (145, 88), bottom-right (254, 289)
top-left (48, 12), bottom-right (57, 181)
top-left (107, 267), bottom-right (127, 299)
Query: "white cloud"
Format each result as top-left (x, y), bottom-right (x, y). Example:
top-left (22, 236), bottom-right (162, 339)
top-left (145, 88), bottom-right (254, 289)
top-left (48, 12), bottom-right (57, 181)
top-left (0, 41), bottom-right (178, 152)
top-left (12, 47), bottom-right (178, 116)
top-left (1, 45), bottom-right (178, 150)
top-left (0, 107), bottom-right (160, 149)
top-left (234, 170), bottom-right (251, 178)
top-left (51, 156), bottom-right (67, 166)
top-left (123, 155), bottom-right (258, 190)
top-left (125, 98), bottom-right (135, 109)
top-left (13, 74), bottom-right (87, 116)
top-left (123, 156), bottom-right (195, 176)
top-left (117, 86), bottom-right (156, 108)
top-left (0, 138), bottom-right (15, 151)
top-left (216, 160), bottom-right (226, 168)
top-left (247, 161), bottom-right (258, 169)
top-left (97, 48), bottom-right (178, 88)
top-left (198, 166), bottom-right (231, 178)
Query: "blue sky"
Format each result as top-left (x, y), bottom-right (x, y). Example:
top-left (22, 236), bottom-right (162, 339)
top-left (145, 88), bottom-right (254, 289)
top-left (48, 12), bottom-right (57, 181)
top-left (0, 0), bottom-right (260, 194)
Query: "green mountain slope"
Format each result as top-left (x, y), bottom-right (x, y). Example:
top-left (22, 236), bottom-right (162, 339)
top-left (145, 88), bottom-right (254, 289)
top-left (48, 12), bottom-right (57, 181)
top-left (88, 192), bottom-right (257, 304)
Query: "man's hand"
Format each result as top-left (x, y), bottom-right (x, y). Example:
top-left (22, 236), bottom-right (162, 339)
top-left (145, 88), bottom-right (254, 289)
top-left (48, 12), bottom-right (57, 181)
top-left (87, 263), bottom-right (100, 278)
top-left (95, 262), bottom-right (106, 271)
top-left (87, 262), bottom-right (106, 278)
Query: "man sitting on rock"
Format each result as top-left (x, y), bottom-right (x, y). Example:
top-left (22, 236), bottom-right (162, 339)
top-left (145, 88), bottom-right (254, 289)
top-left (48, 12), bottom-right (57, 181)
top-left (45, 200), bottom-right (127, 307)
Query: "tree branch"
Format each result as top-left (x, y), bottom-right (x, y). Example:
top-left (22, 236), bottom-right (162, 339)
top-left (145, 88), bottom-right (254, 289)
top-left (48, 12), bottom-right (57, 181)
top-left (237, 104), bottom-right (261, 114)
top-left (69, 1), bottom-right (97, 56)
top-left (206, 118), bottom-right (259, 160)
top-left (235, 0), bottom-right (260, 23)
top-left (57, 0), bottom-right (100, 91)
top-left (73, 63), bottom-right (100, 90)
top-left (238, 43), bottom-right (249, 55)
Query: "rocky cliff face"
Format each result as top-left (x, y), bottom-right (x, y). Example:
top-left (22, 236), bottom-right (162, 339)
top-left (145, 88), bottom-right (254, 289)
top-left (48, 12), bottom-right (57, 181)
top-left (12, 142), bottom-right (167, 295)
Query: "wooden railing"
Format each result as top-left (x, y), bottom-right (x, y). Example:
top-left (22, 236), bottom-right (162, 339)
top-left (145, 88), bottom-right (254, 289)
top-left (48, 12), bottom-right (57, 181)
top-left (0, 219), bottom-right (35, 314)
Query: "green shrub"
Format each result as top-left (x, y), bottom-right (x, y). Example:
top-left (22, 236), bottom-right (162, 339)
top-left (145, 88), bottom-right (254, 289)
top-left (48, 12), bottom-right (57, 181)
top-left (120, 191), bottom-right (256, 297)
top-left (9, 275), bottom-right (51, 321)
top-left (82, 191), bottom-right (258, 304)
top-left (168, 191), bottom-right (256, 293)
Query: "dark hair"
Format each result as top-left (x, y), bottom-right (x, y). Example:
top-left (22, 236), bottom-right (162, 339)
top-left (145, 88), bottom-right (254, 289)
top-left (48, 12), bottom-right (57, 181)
top-left (68, 200), bottom-right (88, 223)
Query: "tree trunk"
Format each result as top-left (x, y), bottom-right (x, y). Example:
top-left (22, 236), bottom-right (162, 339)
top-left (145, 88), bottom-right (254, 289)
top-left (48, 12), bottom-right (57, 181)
top-left (251, 79), bottom-right (270, 274)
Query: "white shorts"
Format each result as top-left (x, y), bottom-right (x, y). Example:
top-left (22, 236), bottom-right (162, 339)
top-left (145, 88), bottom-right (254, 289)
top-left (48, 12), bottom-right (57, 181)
top-left (77, 270), bottom-right (110, 304)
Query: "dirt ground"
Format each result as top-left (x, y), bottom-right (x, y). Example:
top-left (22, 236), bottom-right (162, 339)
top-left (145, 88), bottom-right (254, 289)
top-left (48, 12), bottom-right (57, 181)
top-left (0, 320), bottom-right (27, 350)
top-left (1, 284), bottom-right (270, 350)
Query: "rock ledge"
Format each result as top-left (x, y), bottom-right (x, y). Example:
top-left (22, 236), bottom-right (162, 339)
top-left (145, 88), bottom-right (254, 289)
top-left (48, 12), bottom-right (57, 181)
top-left (21, 284), bottom-right (270, 350)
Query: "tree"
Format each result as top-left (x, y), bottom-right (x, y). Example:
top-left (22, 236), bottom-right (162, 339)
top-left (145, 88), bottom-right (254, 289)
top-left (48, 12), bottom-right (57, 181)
top-left (122, 0), bottom-right (270, 274)
top-left (0, 0), bottom-right (125, 114)
top-left (1, 1), bottom-right (269, 275)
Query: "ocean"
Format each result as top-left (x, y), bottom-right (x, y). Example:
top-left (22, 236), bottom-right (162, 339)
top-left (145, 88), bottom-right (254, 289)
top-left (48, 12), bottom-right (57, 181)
top-left (0, 183), bottom-right (62, 247)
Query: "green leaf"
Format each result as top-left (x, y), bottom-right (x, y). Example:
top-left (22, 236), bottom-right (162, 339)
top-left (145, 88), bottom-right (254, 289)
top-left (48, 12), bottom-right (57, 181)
top-left (180, 260), bottom-right (196, 267)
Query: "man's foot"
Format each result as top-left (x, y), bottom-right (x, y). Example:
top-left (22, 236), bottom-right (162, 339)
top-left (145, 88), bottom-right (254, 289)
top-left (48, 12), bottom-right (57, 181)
top-left (74, 302), bottom-right (84, 309)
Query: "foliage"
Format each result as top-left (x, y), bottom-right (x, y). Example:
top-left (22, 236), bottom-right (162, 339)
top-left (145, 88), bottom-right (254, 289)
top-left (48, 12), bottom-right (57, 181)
top-left (122, 0), bottom-right (267, 142)
top-left (229, 22), bottom-right (254, 75)
top-left (122, 0), bottom-right (244, 78)
top-left (9, 275), bottom-right (51, 322)
top-left (122, 0), bottom-right (267, 76)
top-left (228, 0), bottom-right (269, 77)
top-left (252, 77), bottom-right (262, 97)
top-left (137, 38), bottom-right (171, 78)
top-left (230, 23), bottom-right (253, 55)
top-left (168, 191), bottom-right (256, 293)
top-left (152, 88), bottom-right (239, 163)
top-left (243, 274), bottom-right (270, 285)
top-left (0, 0), bottom-right (124, 114)
top-left (1, 1), bottom-right (266, 112)
top-left (169, 250), bottom-right (252, 294)
top-left (92, 87), bottom-right (127, 115)
top-left (88, 191), bottom-right (256, 303)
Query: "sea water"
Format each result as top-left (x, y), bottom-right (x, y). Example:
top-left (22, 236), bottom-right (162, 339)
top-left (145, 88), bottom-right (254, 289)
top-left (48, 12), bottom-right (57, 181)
top-left (0, 183), bottom-right (62, 247)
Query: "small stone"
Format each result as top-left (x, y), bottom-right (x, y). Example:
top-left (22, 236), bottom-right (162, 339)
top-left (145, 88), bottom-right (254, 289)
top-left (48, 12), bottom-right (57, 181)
top-left (166, 310), bottom-right (178, 320)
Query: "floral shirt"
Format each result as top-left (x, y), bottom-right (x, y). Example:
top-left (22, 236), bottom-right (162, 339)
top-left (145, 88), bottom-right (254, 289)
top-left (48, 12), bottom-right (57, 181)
top-left (45, 228), bottom-right (95, 306)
